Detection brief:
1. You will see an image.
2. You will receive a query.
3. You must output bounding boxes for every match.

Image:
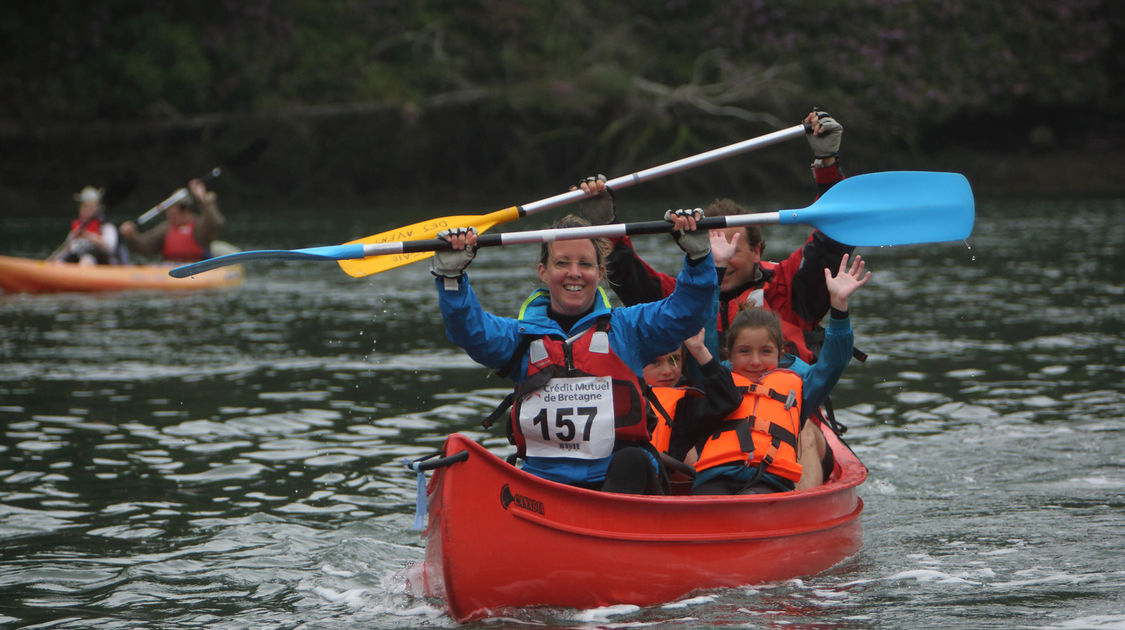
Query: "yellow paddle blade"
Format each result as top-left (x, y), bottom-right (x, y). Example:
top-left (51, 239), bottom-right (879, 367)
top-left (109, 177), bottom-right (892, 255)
top-left (336, 206), bottom-right (521, 278)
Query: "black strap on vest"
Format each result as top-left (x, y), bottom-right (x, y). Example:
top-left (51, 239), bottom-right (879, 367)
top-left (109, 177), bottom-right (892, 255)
top-left (641, 383), bottom-right (672, 435)
top-left (494, 335), bottom-right (535, 380)
top-left (746, 383), bottom-right (795, 408)
top-left (704, 418), bottom-right (756, 457)
top-left (733, 418), bottom-right (756, 455)
top-left (734, 422), bottom-right (797, 492)
top-left (643, 383), bottom-right (705, 435)
top-left (768, 422), bottom-right (797, 451)
top-left (481, 392), bottom-right (515, 430)
top-left (820, 395), bottom-right (846, 435)
top-left (482, 365), bottom-right (555, 435)
top-left (729, 415), bottom-right (796, 461)
top-left (816, 398), bottom-right (864, 475)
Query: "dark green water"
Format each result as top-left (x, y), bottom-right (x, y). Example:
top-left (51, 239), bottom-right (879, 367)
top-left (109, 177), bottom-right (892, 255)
top-left (1, 196), bottom-right (1123, 628)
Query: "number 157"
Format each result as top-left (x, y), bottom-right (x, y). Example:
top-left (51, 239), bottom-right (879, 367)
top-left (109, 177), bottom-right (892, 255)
top-left (531, 407), bottom-right (597, 442)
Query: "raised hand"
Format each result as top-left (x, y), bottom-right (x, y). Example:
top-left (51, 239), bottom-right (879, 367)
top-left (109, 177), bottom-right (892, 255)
top-left (682, 328), bottom-right (712, 364)
top-left (825, 253), bottom-right (870, 312)
top-left (188, 178), bottom-right (208, 200)
top-left (431, 227), bottom-right (478, 279)
top-left (664, 208), bottom-right (710, 261)
top-left (709, 229), bottom-right (741, 268)
top-left (804, 109), bottom-right (843, 160)
top-left (571, 174), bottom-right (615, 225)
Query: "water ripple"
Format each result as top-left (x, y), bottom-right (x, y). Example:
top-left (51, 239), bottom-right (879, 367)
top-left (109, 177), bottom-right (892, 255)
top-left (2, 201), bottom-right (1123, 627)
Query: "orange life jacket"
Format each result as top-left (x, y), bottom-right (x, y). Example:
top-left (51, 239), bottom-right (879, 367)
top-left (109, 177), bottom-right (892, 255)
top-left (509, 317), bottom-right (650, 460)
top-left (648, 386), bottom-right (689, 453)
top-left (694, 369), bottom-right (803, 483)
top-left (162, 220), bottom-right (207, 261)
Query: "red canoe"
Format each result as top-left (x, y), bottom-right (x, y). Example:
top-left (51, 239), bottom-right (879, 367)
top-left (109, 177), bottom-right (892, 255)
top-left (419, 418), bottom-right (866, 621)
top-left (0, 254), bottom-right (243, 294)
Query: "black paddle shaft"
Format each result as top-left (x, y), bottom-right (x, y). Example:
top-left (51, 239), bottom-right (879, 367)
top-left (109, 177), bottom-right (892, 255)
top-left (406, 216), bottom-right (740, 253)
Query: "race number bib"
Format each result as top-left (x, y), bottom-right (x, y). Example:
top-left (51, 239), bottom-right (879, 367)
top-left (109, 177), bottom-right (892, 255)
top-left (517, 376), bottom-right (615, 459)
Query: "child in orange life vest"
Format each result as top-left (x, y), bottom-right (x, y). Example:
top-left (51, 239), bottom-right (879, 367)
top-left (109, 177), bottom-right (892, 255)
top-left (646, 329), bottom-right (743, 464)
top-left (642, 345), bottom-right (684, 389)
top-left (667, 253), bottom-right (870, 495)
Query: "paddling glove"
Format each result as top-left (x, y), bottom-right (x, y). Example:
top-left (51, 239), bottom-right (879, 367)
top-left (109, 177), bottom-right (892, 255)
top-left (807, 110), bottom-right (843, 159)
top-left (665, 208), bottom-right (711, 261)
top-left (577, 174), bottom-right (616, 225)
top-left (431, 227), bottom-right (477, 279)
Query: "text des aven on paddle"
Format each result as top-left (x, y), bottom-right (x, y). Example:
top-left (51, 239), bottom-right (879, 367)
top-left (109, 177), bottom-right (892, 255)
top-left (375, 219), bottom-right (451, 243)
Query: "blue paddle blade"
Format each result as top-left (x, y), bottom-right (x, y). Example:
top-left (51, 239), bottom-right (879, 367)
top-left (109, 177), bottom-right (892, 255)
top-left (168, 244), bottom-right (367, 278)
top-left (781, 171), bottom-right (975, 246)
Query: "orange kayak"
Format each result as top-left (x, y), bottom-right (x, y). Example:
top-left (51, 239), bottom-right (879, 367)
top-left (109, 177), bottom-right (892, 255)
top-left (417, 418), bottom-right (866, 621)
top-left (0, 254), bottom-right (244, 294)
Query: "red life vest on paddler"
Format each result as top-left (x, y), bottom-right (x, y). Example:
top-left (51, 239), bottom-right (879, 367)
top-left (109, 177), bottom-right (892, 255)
top-left (694, 369), bottom-right (804, 483)
top-left (162, 220), bottom-right (208, 261)
top-left (70, 217), bottom-right (104, 235)
top-left (648, 386), bottom-right (688, 453)
top-left (719, 260), bottom-right (816, 363)
top-left (509, 316), bottom-right (651, 460)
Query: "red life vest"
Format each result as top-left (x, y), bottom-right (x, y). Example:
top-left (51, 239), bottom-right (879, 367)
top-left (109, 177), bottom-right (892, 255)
top-left (509, 317), bottom-right (651, 460)
top-left (694, 370), bottom-right (803, 483)
top-left (162, 220), bottom-right (207, 261)
top-left (648, 386), bottom-right (688, 453)
top-left (70, 217), bottom-right (104, 234)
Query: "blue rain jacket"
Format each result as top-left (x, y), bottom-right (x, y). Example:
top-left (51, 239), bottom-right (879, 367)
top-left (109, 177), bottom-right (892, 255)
top-left (436, 253), bottom-right (717, 485)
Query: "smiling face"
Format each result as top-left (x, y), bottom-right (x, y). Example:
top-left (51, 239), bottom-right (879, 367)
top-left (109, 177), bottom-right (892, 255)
top-left (720, 227), bottom-right (763, 292)
top-left (537, 239), bottom-right (604, 317)
top-left (642, 347), bottom-right (684, 388)
top-left (727, 326), bottom-right (781, 382)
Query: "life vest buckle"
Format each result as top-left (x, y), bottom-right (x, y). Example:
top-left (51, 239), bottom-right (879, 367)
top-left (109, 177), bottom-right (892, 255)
top-left (784, 389), bottom-right (796, 410)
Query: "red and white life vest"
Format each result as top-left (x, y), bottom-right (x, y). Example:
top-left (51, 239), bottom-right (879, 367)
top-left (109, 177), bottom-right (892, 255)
top-left (510, 317), bottom-right (650, 460)
top-left (719, 262), bottom-right (815, 363)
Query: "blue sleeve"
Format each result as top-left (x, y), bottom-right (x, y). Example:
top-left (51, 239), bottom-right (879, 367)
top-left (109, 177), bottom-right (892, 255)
top-left (800, 314), bottom-right (854, 418)
top-left (610, 253), bottom-right (717, 375)
top-left (702, 280), bottom-right (720, 359)
top-left (435, 274), bottom-right (523, 372)
top-left (682, 279), bottom-right (720, 385)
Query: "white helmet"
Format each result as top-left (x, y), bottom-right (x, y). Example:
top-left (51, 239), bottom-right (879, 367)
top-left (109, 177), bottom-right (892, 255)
top-left (73, 186), bottom-right (103, 204)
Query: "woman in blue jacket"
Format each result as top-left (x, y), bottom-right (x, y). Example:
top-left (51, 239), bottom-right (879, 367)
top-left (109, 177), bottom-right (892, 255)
top-left (432, 211), bottom-right (717, 494)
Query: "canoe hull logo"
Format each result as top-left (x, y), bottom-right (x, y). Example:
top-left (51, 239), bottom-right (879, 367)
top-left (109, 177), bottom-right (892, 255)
top-left (500, 484), bottom-right (544, 515)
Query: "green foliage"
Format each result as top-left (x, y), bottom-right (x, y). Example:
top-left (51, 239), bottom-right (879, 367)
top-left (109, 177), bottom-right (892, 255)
top-left (101, 14), bottom-right (212, 115)
top-left (0, 0), bottom-right (1120, 199)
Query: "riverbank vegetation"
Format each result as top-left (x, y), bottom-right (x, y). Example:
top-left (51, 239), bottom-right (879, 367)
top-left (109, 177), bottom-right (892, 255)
top-left (2, 1), bottom-right (1121, 213)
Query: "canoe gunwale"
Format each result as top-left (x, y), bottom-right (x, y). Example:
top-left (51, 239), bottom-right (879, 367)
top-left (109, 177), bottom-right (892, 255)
top-left (507, 496), bottom-right (864, 542)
